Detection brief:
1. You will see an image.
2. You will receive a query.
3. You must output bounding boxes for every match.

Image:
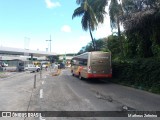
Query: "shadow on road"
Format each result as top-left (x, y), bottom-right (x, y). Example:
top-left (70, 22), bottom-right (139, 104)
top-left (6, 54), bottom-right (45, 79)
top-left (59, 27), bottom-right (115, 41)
top-left (80, 78), bottom-right (112, 84)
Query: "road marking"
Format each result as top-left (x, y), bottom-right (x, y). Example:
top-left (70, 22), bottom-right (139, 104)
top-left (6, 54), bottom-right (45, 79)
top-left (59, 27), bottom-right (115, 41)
top-left (59, 70), bottom-right (63, 76)
top-left (39, 116), bottom-right (45, 120)
top-left (40, 89), bottom-right (43, 98)
top-left (42, 81), bottom-right (44, 85)
top-left (0, 72), bottom-right (28, 80)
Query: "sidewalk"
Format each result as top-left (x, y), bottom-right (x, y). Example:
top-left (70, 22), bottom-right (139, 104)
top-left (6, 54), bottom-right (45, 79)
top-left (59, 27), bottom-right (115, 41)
top-left (0, 72), bottom-right (16, 78)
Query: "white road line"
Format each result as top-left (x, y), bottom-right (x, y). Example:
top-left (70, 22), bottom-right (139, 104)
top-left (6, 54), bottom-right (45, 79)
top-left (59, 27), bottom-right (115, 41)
top-left (40, 89), bottom-right (43, 98)
top-left (42, 81), bottom-right (44, 85)
top-left (39, 116), bottom-right (45, 120)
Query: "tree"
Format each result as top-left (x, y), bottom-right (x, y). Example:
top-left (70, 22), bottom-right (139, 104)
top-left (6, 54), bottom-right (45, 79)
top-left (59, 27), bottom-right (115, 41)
top-left (107, 35), bottom-right (122, 59)
top-left (92, 0), bottom-right (108, 23)
top-left (72, 0), bottom-right (98, 50)
top-left (109, 0), bottom-right (124, 57)
top-left (77, 38), bottom-right (109, 54)
top-left (122, 0), bottom-right (160, 58)
top-left (47, 55), bottom-right (59, 63)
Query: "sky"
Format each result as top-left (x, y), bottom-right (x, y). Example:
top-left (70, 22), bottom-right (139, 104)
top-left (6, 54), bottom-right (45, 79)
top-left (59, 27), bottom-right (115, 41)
top-left (0, 0), bottom-right (112, 54)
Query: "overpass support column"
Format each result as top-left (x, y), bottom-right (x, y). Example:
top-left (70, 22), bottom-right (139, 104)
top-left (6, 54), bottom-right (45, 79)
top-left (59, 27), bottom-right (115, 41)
top-left (31, 54), bottom-right (33, 63)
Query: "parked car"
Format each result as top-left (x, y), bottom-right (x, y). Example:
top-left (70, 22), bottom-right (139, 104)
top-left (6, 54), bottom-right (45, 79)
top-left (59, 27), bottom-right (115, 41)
top-left (17, 62), bottom-right (25, 72)
top-left (41, 61), bottom-right (50, 68)
top-left (42, 64), bottom-right (47, 68)
top-left (25, 64), bottom-right (40, 72)
top-left (0, 62), bottom-right (8, 67)
top-left (2, 62), bottom-right (8, 67)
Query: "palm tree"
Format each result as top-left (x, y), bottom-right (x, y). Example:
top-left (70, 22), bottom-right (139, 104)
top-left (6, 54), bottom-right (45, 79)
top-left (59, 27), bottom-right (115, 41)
top-left (109, 0), bottom-right (124, 57)
top-left (72, 0), bottom-right (97, 50)
top-left (92, 0), bottom-right (108, 24)
top-left (76, 0), bottom-right (108, 24)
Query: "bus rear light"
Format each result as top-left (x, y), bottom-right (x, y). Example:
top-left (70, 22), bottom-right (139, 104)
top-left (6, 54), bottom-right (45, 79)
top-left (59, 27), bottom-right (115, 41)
top-left (88, 66), bottom-right (92, 73)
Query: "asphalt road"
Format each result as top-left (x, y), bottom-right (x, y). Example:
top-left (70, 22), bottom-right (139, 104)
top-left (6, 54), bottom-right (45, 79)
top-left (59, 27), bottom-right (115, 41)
top-left (0, 69), bottom-right (160, 120)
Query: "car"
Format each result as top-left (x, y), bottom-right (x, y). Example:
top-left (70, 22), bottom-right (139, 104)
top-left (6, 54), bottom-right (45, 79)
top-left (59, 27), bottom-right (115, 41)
top-left (41, 62), bottom-right (50, 69)
top-left (17, 62), bottom-right (25, 71)
top-left (42, 64), bottom-right (47, 68)
top-left (25, 64), bottom-right (40, 72)
top-left (3, 62), bottom-right (8, 67)
top-left (0, 62), bottom-right (8, 67)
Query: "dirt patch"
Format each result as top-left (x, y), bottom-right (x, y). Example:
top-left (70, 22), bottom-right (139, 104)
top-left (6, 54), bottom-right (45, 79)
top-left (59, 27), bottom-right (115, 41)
top-left (95, 91), bottom-right (113, 102)
top-left (51, 69), bottom-right (61, 76)
top-left (0, 72), bottom-right (8, 78)
top-left (92, 89), bottom-right (137, 111)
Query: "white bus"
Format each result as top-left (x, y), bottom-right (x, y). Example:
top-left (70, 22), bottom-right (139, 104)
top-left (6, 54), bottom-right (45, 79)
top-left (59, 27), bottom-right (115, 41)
top-left (71, 51), bottom-right (112, 79)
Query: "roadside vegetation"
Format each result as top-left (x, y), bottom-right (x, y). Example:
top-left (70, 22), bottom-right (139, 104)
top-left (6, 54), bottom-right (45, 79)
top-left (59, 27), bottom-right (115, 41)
top-left (0, 72), bottom-right (8, 78)
top-left (73, 0), bottom-right (160, 94)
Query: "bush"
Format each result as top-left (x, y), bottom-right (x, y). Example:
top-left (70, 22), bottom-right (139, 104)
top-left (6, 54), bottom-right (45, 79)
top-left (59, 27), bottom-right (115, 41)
top-left (112, 58), bottom-right (160, 94)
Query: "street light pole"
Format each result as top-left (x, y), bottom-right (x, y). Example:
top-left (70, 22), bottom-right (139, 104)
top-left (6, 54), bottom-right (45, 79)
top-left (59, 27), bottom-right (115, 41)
top-left (46, 35), bottom-right (52, 52)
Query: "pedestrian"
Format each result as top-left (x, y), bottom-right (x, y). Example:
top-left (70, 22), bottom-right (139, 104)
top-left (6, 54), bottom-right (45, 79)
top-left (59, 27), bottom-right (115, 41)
top-left (46, 66), bottom-right (48, 71)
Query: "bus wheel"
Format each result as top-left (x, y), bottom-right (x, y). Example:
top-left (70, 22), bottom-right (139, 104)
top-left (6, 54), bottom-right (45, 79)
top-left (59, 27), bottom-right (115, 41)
top-left (79, 73), bottom-right (82, 80)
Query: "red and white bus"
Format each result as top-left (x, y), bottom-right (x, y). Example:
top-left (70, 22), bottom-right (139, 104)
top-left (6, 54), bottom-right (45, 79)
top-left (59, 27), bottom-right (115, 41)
top-left (71, 51), bottom-right (112, 79)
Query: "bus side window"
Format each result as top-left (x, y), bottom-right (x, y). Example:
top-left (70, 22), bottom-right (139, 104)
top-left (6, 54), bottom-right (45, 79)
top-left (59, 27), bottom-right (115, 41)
top-left (79, 61), bottom-right (84, 65)
top-left (79, 60), bottom-right (87, 66)
top-left (83, 60), bottom-right (87, 65)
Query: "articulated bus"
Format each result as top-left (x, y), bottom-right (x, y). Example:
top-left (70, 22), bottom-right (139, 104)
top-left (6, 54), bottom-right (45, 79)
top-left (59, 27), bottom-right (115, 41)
top-left (71, 51), bottom-right (112, 79)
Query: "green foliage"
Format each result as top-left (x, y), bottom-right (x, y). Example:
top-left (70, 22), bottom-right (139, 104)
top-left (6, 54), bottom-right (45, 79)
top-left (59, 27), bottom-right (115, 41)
top-left (73, 0), bottom-right (109, 51)
top-left (107, 35), bottom-right (121, 58)
top-left (112, 58), bottom-right (160, 94)
top-left (152, 44), bottom-right (160, 57)
top-left (121, 0), bottom-right (160, 58)
top-left (57, 60), bottom-right (63, 64)
top-left (74, 0), bottom-right (160, 94)
top-left (107, 34), bottom-right (127, 60)
top-left (109, 0), bottom-right (122, 29)
top-left (77, 38), bottom-right (109, 55)
top-left (49, 55), bottom-right (59, 63)
top-left (28, 58), bottom-right (37, 61)
top-left (73, 0), bottom-right (100, 50)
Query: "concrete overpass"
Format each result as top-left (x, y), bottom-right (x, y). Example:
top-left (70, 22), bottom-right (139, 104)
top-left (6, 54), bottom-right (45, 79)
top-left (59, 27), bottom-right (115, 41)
top-left (0, 46), bottom-right (57, 57)
top-left (0, 46), bottom-right (57, 62)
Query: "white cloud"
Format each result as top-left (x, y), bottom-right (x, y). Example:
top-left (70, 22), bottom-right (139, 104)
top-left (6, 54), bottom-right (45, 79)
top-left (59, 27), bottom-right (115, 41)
top-left (61, 25), bottom-right (71, 33)
top-left (52, 42), bottom-right (79, 54)
top-left (78, 35), bottom-right (90, 42)
top-left (45, 0), bottom-right (61, 9)
top-left (95, 20), bottom-right (112, 38)
top-left (76, 35), bottom-right (91, 47)
top-left (95, 7), bottom-right (112, 38)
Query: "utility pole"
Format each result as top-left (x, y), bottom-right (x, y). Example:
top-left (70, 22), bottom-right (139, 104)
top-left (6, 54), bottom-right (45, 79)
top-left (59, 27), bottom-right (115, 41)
top-left (46, 35), bottom-right (52, 52)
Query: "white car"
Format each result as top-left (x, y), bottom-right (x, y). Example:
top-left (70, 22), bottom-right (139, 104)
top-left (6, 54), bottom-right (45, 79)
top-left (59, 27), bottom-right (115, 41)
top-left (25, 64), bottom-right (40, 72)
top-left (42, 64), bottom-right (47, 68)
top-left (1, 62), bottom-right (8, 67)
